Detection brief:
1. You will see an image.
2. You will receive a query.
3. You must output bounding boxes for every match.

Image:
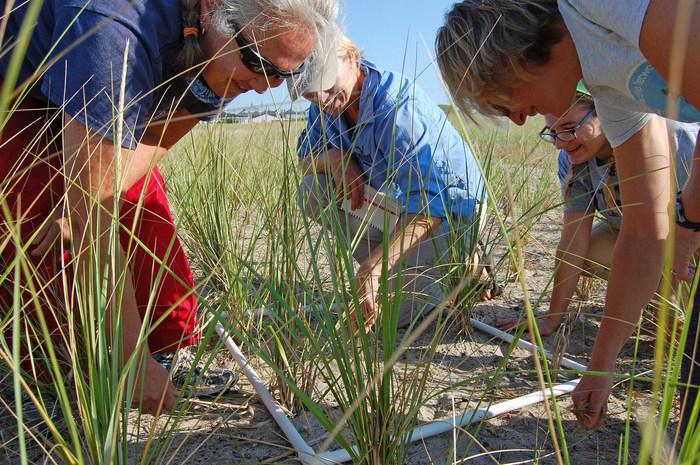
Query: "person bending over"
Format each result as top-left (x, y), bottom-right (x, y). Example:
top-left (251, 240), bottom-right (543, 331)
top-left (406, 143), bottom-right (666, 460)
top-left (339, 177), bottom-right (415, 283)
top-left (0, 0), bottom-right (338, 414)
top-left (436, 0), bottom-right (700, 431)
top-left (291, 34), bottom-right (490, 331)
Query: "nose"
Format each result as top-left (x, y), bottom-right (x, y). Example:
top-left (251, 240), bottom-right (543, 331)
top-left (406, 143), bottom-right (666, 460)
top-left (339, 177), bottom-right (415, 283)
top-left (249, 76), bottom-right (273, 94)
top-left (508, 112), bottom-right (527, 126)
top-left (267, 76), bottom-right (284, 89)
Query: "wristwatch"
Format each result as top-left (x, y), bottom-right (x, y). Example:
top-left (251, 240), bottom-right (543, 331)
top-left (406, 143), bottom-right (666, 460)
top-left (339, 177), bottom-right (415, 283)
top-left (675, 190), bottom-right (700, 231)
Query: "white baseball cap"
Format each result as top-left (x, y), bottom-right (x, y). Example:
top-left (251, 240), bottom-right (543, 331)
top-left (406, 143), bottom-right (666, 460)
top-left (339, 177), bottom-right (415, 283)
top-left (287, 26), bottom-right (340, 100)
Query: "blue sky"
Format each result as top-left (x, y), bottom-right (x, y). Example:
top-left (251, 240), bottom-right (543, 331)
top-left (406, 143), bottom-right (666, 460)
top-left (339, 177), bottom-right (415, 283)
top-left (229, 0), bottom-right (456, 110)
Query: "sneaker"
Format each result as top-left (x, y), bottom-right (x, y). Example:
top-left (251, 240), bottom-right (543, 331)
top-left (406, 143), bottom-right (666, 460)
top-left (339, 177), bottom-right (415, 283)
top-left (154, 347), bottom-right (238, 398)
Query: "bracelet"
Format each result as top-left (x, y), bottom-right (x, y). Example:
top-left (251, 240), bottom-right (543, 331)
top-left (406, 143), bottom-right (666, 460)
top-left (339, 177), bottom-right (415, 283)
top-left (675, 190), bottom-right (700, 231)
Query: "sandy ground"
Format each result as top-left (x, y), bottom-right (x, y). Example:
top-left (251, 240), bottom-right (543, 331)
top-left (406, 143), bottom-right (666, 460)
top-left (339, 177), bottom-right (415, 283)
top-left (126, 209), bottom-right (672, 465)
top-left (0, 209), bottom-right (675, 465)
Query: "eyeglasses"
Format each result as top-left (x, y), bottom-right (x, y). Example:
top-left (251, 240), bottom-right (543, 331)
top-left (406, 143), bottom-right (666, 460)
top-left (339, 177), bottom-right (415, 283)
top-left (231, 22), bottom-right (307, 79)
top-left (538, 109), bottom-right (595, 143)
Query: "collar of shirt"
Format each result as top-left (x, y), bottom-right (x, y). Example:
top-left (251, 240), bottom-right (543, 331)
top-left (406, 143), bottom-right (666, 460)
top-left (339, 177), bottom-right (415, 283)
top-left (356, 60), bottom-right (381, 128)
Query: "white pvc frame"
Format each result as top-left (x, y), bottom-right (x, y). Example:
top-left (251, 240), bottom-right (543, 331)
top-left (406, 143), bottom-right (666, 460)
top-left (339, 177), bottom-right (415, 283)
top-left (215, 317), bottom-right (586, 465)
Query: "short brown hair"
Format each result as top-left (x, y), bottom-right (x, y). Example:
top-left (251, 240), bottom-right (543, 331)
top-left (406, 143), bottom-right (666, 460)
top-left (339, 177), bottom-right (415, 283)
top-left (573, 91), bottom-right (595, 112)
top-left (436, 0), bottom-right (563, 117)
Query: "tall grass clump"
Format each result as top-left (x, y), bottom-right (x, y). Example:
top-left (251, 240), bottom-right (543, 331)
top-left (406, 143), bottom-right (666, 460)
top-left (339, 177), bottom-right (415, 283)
top-left (163, 117), bottom-right (329, 412)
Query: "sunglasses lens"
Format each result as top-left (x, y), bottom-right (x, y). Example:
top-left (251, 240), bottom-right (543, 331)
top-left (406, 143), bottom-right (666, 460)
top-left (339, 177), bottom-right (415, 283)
top-left (236, 33), bottom-right (306, 79)
top-left (241, 50), bottom-right (289, 78)
top-left (239, 49), bottom-right (262, 71)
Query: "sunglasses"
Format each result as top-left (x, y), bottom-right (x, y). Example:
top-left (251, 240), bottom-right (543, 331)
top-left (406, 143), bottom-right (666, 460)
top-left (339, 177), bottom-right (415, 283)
top-left (538, 109), bottom-right (595, 144)
top-left (231, 23), bottom-right (307, 79)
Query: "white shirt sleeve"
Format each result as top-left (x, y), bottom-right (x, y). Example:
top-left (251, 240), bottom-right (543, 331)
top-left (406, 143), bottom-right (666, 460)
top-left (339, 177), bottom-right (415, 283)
top-left (594, 97), bottom-right (652, 148)
top-left (558, 0), bottom-right (650, 46)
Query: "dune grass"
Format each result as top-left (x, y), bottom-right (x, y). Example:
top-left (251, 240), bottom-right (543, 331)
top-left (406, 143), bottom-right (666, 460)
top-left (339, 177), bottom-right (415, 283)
top-left (0, 29), bottom-right (697, 465)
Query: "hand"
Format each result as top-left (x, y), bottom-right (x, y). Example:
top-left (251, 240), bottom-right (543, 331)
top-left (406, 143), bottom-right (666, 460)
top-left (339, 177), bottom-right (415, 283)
top-left (351, 261), bottom-right (382, 332)
top-left (571, 372), bottom-right (614, 428)
top-left (479, 287), bottom-right (494, 302)
top-left (132, 356), bottom-right (179, 415)
top-left (31, 206), bottom-right (71, 257)
top-left (495, 314), bottom-right (561, 336)
top-left (672, 224), bottom-right (700, 282)
top-left (324, 148), bottom-right (364, 211)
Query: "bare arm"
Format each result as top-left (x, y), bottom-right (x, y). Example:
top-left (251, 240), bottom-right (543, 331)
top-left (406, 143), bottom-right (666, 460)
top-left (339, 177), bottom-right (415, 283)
top-left (299, 148), bottom-right (365, 211)
top-left (594, 116), bottom-right (670, 367)
top-left (141, 109), bottom-right (198, 150)
top-left (672, 139), bottom-right (700, 282)
top-left (62, 115), bottom-right (177, 414)
top-left (32, 109), bottom-right (198, 255)
top-left (640, 0), bottom-right (700, 110)
top-left (572, 115), bottom-right (671, 427)
top-left (640, 1), bottom-right (700, 269)
top-left (545, 211), bottom-right (594, 333)
top-left (355, 213), bottom-right (442, 329)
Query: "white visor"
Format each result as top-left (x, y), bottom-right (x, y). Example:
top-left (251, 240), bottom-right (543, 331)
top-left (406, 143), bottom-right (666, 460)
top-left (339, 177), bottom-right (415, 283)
top-left (287, 27), bottom-right (340, 100)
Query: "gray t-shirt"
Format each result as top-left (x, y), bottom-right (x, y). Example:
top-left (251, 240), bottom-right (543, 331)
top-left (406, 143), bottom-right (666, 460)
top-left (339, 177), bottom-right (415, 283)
top-left (558, 0), bottom-right (700, 147)
top-left (558, 120), bottom-right (699, 226)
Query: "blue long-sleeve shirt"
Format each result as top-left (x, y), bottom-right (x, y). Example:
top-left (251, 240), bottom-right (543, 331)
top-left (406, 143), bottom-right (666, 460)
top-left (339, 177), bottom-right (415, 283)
top-left (297, 60), bottom-right (485, 221)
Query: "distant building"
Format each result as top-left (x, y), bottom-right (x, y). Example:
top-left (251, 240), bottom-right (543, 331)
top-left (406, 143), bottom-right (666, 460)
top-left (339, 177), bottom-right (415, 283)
top-left (217, 103), bottom-right (307, 124)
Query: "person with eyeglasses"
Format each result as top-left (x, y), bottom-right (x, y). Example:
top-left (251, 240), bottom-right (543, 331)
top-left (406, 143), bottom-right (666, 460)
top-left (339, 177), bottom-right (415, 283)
top-left (497, 84), bottom-right (698, 337)
top-left (289, 34), bottom-right (490, 332)
top-left (435, 0), bottom-right (700, 433)
top-left (0, 0), bottom-right (337, 415)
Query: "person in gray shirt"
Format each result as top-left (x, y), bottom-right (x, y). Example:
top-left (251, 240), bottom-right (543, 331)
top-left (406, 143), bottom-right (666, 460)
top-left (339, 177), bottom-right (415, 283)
top-left (436, 0), bottom-right (700, 431)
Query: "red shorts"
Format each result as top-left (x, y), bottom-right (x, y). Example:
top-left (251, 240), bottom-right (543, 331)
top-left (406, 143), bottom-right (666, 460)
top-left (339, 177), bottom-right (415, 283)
top-left (0, 95), bottom-right (199, 355)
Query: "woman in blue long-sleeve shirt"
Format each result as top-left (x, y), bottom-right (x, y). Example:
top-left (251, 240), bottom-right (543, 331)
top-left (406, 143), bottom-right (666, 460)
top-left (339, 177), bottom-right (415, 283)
top-left (291, 35), bottom-right (489, 331)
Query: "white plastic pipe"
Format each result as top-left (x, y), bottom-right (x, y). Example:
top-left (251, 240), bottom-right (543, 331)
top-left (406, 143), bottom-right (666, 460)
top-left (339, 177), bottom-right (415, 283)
top-left (469, 318), bottom-right (588, 372)
top-left (216, 315), bottom-right (585, 465)
top-left (214, 321), bottom-right (318, 464)
top-left (312, 380), bottom-right (579, 465)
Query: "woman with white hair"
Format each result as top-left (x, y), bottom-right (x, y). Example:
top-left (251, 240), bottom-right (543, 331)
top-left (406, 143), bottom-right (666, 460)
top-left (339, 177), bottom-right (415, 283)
top-left (291, 35), bottom-right (489, 331)
top-left (0, 0), bottom-right (337, 413)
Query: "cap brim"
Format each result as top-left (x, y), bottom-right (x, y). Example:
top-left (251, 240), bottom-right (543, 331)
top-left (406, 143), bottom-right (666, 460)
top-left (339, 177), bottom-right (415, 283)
top-left (287, 30), bottom-right (339, 100)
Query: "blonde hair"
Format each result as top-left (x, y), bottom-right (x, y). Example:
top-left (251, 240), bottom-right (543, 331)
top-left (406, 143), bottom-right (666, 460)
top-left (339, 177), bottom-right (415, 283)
top-left (336, 34), bottom-right (363, 62)
top-left (435, 0), bottom-right (563, 117)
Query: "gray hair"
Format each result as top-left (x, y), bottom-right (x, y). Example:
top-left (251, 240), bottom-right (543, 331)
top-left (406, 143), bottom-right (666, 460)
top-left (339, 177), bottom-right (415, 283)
top-left (435, 0), bottom-right (562, 117)
top-left (173, 0), bottom-right (339, 77)
top-left (212, 0), bottom-right (339, 58)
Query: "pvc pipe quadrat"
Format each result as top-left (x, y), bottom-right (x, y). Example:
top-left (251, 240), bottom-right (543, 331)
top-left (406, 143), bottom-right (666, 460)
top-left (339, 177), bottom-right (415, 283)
top-left (469, 318), bottom-right (588, 372)
top-left (214, 321), bottom-right (318, 463)
top-left (215, 315), bottom-right (584, 465)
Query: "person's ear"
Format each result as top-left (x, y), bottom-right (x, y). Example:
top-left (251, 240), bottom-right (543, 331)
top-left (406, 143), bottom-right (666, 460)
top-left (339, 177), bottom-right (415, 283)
top-left (199, 0), bottom-right (216, 33)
